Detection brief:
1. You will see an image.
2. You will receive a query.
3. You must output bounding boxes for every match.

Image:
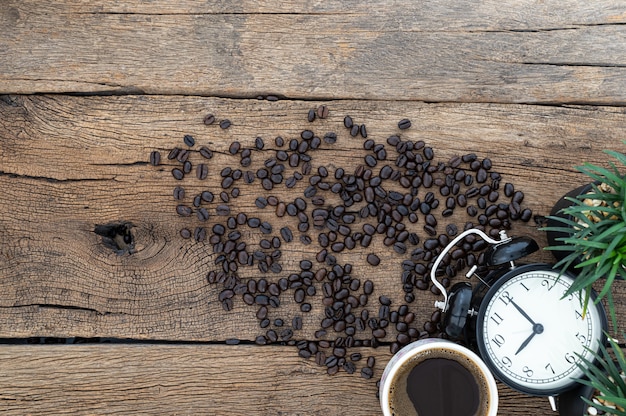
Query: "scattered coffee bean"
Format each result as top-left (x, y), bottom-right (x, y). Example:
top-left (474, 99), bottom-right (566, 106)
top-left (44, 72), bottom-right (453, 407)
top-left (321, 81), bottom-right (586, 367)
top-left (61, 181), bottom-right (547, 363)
top-left (183, 134), bottom-right (195, 147)
top-left (149, 151), bottom-right (161, 166)
top-left (203, 114), bottom-right (216, 125)
top-left (196, 147), bottom-right (212, 160)
top-left (366, 253), bottom-right (380, 266)
top-left (196, 163), bottom-right (208, 180)
top-left (398, 119), bottom-right (411, 130)
top-left (172, 168), bottom-right (184, 180)
top-left (176, 205), bottom-right (192, 216)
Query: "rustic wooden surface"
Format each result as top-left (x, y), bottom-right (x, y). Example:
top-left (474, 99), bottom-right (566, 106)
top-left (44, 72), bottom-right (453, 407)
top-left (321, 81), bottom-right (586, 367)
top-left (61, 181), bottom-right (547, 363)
top-left (1, 1), bottom-right (626, 415)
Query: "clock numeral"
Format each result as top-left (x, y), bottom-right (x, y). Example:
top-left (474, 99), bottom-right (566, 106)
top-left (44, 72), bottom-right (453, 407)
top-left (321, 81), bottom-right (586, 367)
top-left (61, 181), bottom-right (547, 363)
top-left (490, 312), bottom-right (504, 326)
top-left (491, 334), bottom-right (505, 348)
top-left (565, 352), bottom-right (577, 364)
top-left (575, 309), bottom-right (584, 320)
top-left (519, 282), bottom-right (530, 291)
top-left (545, 363), bottom-right (555, 375)
top-left (563, 290), bottom-right (575, 301)
top-left (541, 279), bottom-right (556, 291)
top-left (498, 291), bottom-right (512, 306)
top-left (575, 332), bottom-right (587, 344)
top-left (501, 356), bottom-right (512, 367)
top-left (522, 366), bottom-right (534, 377)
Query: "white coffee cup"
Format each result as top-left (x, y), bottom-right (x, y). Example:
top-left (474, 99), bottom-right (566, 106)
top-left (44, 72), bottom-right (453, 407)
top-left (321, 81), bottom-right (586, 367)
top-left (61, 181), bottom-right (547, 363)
top-left (379, 339), bottom-right (498, 416)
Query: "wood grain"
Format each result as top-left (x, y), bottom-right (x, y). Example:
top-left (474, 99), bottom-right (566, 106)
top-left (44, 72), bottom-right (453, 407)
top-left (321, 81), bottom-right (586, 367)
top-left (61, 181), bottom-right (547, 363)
top-left (0, 344), bottom-right (557, 415)
top-left (1, 94), bottom-right (625, 342)
top-left (1, 1), bottom-right (625, 102)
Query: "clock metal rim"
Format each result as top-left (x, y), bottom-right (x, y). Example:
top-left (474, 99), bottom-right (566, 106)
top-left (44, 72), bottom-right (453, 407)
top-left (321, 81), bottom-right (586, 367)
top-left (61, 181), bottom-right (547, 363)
top-left (475, 263), bottom-right (608, 397)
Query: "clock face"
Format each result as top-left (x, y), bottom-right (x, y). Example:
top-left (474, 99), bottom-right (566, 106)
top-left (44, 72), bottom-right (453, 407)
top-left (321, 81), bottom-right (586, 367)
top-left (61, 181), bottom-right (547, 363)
top-left (476, 264), bottom-right (607, 396)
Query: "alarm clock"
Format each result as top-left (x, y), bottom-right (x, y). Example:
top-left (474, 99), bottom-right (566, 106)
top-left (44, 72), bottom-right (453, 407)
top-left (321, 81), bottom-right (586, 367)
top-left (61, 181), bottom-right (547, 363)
top-left (431, 228), bottom-right (608, 402)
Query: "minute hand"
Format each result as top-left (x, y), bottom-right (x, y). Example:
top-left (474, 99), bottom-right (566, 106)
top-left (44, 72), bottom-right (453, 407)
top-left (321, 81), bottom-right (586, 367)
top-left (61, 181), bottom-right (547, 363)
top-left (509, 298), bottom-right (537, 326)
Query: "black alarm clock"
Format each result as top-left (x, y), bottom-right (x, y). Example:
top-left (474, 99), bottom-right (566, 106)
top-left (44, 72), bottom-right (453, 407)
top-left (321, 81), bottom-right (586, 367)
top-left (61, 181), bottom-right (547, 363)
top-left (431, 228), bottom-right (608, 408)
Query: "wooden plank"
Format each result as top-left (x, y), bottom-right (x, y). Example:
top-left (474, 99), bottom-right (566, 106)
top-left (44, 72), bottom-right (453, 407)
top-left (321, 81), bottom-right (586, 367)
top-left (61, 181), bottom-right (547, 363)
top-left (1, 1), bottom-right (625, 102)
top-left (0, 344), bottom-right (556, 415)
top-left (1, 94), bottom-right (625, 342)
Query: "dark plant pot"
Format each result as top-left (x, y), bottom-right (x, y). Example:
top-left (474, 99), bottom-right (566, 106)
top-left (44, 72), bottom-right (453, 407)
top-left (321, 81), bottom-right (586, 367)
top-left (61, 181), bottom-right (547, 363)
top-left (558, 382), bottom-right (597, 416)
top-left (545, 182), bottom-right (594, 263)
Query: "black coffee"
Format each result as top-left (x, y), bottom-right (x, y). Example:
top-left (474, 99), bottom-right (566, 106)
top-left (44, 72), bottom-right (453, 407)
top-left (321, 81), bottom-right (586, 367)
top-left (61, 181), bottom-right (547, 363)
top-left (388, 350), bottom-right (490, 416)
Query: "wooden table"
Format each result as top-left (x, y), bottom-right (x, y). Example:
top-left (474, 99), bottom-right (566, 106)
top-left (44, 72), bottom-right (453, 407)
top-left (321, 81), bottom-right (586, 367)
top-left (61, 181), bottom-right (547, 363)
top-left (1, 1), bottom-right (626, 414)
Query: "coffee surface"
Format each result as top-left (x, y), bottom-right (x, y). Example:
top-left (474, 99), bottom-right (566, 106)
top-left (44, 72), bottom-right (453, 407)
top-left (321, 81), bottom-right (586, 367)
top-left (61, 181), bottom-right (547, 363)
top-left (388, 349), bottom-right (490, 416)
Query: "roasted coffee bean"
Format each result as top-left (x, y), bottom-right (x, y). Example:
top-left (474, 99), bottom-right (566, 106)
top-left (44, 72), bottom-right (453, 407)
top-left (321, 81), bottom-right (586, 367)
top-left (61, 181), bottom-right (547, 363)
top-left (307, 109), bottom-right (316, 122)
top-left (290, 315), bottom-right (303, 331)
top-left (197, 207), bottom-right (209, 221)
top-left (255, 197), bottom-right (268, 209)
top-left (476, 168), bottom-right (488, 183)
top-left (221, 177), bottom-right (234, 189)
top-left (172, 186), bottom-right (185, 200)
top-left (228, 141), bottom-right (241, 155)
top-left (177, 149), bottom-right (190, 163)
top-left (216, 205), bottom-right (230, 216)
top-left (360, 124), bottom-right (367, 138)
top-left (219, 119), bottom-right (231, 129)
top-left (203, 113), bottom-right (216, 125)
top-left (149, 150), bottom-right (161, 166)
top-left (344, 115), bottom-right (353, 128)
top-left (180, 228), bottom-right (191, 239)
top-left (167, 147), bottom-right (181, 160)
top-left (331, 242), bottom-right (345, 252)
top-left (363, 280), bottom-right (374, 295)
top-left (199, 146), bottom-right (213, 160)
top-left (301, 130), bottom-right (314, 140)
top-left (398, 118), bottom-right (411, 130)
top-left (379, 295), bottom-right (391, 306)
top-left (393, 242), bottom-right (407, 254)
top-left (260, 222), bottom-right (272, 234)
top-left (361, 367), bottom-right (374, 379)
top-left (183, 134), bottom-right (195, 147)
top-left (504, 182), bottom-right (515, 197)
top-left (172, 168), bottom-right (184, 180)
top-left (176, 205), bottom-right (192, 216)
top-left (280, 226), bottom-right (293, 242)
top-left (196, 163), bottom-right (208, 180)
top-left (317, 105), bottom-right (329, 119)
top-left (366, 253), bottom-right (380, 266)
top-left (194, 227), bottom-right (206, 242)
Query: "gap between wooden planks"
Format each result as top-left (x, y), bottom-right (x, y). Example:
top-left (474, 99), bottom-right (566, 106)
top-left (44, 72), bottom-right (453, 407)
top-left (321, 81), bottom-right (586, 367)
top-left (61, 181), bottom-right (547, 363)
top-left (0, 344), bottom-right (557, 415)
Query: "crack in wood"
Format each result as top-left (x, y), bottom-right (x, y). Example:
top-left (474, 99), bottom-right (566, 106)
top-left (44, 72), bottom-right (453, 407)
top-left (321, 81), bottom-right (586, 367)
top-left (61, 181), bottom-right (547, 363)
top-left (520, 61), bottom-right (626, 68)
top-left (0, 170), bottom-right (115, 183)
top-left (71, 11), bottom-right (354, 16)
top-left (2, 303), bottom-right (107, 315)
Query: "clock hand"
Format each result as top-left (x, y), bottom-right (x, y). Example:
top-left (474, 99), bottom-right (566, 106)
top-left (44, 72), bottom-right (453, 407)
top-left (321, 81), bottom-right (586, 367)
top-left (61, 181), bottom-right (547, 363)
top-left (515, 323), bottom-right (544, 355)
top-left (515, 332), bottom-right (536, 355)
top-left (509, 298), bottom-right (537, 326)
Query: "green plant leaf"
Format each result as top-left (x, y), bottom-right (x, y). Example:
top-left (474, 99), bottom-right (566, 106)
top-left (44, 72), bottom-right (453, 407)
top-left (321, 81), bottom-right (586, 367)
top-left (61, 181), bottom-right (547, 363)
top-left (605, 148), bottom-right (626, 166)
top-left (578, 162), bottom-right (623, 185)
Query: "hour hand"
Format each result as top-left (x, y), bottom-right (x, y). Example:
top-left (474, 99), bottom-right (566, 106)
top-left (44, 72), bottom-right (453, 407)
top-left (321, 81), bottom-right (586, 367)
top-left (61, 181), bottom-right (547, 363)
top-left (515, 332), bottom-right (536, 355)
top-left (510, 298), bottom-right (537, 326)
top-left (515, 323), bottom-right (544, 355)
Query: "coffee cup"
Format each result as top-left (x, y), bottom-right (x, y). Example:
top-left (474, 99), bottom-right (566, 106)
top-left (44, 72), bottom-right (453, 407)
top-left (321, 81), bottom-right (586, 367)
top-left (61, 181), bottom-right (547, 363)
top-left (379, 339), bottom-right (498, 416)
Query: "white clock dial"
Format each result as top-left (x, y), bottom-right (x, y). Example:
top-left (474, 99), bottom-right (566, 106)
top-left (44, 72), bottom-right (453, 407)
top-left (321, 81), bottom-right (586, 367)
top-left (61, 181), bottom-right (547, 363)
top-left (477, 266), bottom-right (606, 396)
